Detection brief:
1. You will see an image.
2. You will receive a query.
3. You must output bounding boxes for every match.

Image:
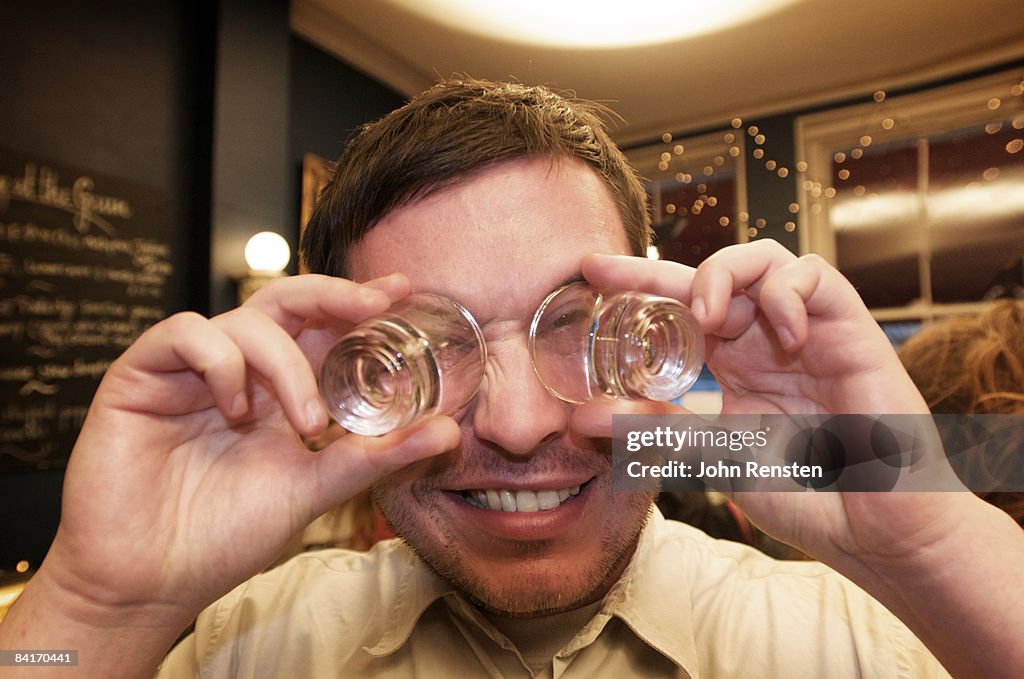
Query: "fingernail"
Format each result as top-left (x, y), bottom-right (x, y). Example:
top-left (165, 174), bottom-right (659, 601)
top-left (306, 400), bottom-right (327, 430)
top-left (777, 325), bottom-right (797, 350)
top-left (359, 287), bottom-right (388, 306)
top-left (231, 392), bottom-right (248, 418)
top-left (405, 417), bottom-right (457, 452)
top-left (691, 297), bottom-right (706, 322)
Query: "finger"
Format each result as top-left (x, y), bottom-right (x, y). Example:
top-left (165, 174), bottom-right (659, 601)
top-left (361, 272), bottom-right (412, 301)
top-left (113, 312), bottom-right (248, 418)
top-left (213, 307), bottom-right (326, 437)
top-left (581, 254), bottom-right (696, 301)
top-left (570, 398), bottom-right (691, 439)
top-left (711, 295), bottom-right (761, 340)
top-left (690, 239), bottom-right (797, 333)
top-left (291, 272), bottom-right (415, 367)
top-left (757, 254), bottom-right (867, 351)
top-left (244, 273), bottom-right (407, 337)
top-left (305, 416), bottom-right (461, 514)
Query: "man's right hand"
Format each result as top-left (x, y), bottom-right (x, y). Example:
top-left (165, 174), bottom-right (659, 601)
top-left (0, 273), bottom-right (459, 676)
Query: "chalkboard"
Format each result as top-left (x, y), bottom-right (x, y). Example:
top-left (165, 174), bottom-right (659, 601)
top-left (0, 148), bottom-right (173, 471)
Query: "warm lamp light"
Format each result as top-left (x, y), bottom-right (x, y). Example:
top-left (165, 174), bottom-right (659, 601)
top-left (244, 231), bottom-right (290, 273)
top-left (393, 0), bottom-right (801, 48)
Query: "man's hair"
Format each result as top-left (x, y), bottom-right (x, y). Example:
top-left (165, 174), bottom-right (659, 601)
top-left (301, 78), bottom-right (651, 276)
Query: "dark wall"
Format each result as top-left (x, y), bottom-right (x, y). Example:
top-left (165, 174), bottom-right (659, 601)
top-left (0, 0), bottom-right (216, 572)
top-left (289, 36), bottom-right (406, 162)
top-left (0, 6), bottom-right (406, 572)
top-left (287, 35), bottom-right (406, 268)
top-left (209, 0), bottom-right (291, 312)
top-left (1, 1), bottom-right (215, 314)
top-left (743, 114), bottom-right (799, 250)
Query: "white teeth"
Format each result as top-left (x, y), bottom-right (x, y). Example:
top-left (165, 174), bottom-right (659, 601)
top-left (464, 484), bottom-right (585, 512)
top-left (516, 490), bottom-right (539, 512)
top-left (536, 490), bottom-right (560, 510)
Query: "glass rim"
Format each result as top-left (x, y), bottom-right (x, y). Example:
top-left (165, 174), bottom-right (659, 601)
top-left (409, 291), bottom-right (489, 405)
top-left (528, 281), bottom-right (600, 405)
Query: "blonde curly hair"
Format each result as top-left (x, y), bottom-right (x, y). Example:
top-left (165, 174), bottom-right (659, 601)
top-left (899, 301), bottom-right (1024, 524)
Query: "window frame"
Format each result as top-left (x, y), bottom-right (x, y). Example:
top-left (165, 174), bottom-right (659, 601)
top-left (795, 69), bottom-right (1024, 321)
top-left (625, 129), bottom-right (750, 258)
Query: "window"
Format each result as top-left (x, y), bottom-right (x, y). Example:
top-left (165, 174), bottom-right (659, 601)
top-left (625, 130), bottom-right (747, 266)
top-left (796, 70), bottom-right (1024, 320)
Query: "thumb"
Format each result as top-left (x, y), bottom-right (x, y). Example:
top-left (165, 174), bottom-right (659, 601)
top-left (571, 398), bottom-right (691, 440)
top-left (305, 416), bottom-right (460, 514)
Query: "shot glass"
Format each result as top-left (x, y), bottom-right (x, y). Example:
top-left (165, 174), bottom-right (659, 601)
top-left (529, 282), bottom-right (705, 404)
top-left (318, 293), bottom-right (486, 436)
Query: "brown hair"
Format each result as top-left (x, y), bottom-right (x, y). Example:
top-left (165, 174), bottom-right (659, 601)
top-left (900, 302), bottom-right (1024, 415)
top-left (899, 301), bottom-right (1024, 524)
top-left (300, 78), bottom-right (651, 277)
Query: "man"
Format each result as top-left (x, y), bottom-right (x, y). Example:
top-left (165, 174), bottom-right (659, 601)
top-left (2, 79), bottom-right (1022, 678)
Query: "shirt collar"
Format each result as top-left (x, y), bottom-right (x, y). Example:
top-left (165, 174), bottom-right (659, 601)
top-left (594, 506), bottom-right (700, 675)
top-left (363, 543), bottom-right (455, 656)
top-left (363, 507), bottom-right (701, 676)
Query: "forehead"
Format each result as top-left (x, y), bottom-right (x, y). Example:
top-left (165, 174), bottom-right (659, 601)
top-left (348, 157), bottom-right (631, 316)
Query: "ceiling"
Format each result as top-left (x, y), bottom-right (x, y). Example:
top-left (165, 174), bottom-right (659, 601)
top-left (291, 0), bottom-right (1024, 146)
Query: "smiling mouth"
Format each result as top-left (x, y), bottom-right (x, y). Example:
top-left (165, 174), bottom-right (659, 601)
top-left (461, 484), bottom-right (586, 512)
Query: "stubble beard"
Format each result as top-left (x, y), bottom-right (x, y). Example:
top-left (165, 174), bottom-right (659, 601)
top-left (371, 440), bottom-right (657, 617)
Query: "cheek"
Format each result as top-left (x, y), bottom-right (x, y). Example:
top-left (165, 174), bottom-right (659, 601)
top-left (370, 476), bottom-right (423, 540)
top-left (370, 454), bottom-right (451, 528)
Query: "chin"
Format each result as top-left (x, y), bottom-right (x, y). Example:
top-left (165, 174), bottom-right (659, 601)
top-left (448, 543), bottom-right (642, 617)
top-left (374, 478), bottom-right (656, 617)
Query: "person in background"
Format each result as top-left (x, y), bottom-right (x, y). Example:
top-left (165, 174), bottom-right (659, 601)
top-left (899, 301), bottom-right (1024, 525)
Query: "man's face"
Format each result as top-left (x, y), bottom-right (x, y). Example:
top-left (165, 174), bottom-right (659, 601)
top-left (349, 157), bottom-right (654, 616)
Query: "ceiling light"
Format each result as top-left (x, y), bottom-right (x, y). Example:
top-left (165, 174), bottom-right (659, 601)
top-left (391, 0), bottom-right (802, 49)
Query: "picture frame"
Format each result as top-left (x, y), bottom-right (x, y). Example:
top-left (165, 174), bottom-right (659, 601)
top-left (299, 152), bottom-right (334, 273)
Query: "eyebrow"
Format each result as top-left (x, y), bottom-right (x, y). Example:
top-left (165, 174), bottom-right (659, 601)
top-left (550, 271), bottom-right (586, 293)
top-left (523, 272), bottom-right (588, 315)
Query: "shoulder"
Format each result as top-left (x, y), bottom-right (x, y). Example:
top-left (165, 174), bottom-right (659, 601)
top-left (652, 518), bottom-right (948, 677)
top-left (229, 538), bottom-right (419, 604)
top-left (160, 540), bottom-right (437, 677)
top-left (212, 539), bottom-right (424, 632)
top-left (655, 516), bottom-right (888, 626)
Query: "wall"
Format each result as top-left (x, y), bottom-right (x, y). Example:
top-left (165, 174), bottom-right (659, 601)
top-left (287, 36), bottom-right (406, 267)
top-left (209, 0), bottom-right (290, 312)
top-left (0, 0), bottom-right (215, 572)
top-left (0, 2), bottom-right (403, 572)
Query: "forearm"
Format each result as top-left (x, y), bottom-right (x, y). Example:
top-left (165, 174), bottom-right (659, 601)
top-left (835, 495), bottom-right (1024, 679)
top-left (0, 570), bottom-right (190, 679)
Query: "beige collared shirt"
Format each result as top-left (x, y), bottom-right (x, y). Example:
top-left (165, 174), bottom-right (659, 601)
top-left (158, 509), bottom-right (949, 678)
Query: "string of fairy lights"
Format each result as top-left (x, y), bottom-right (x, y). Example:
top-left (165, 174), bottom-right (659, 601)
top-left (651, 72), bottom-right (1024, 245)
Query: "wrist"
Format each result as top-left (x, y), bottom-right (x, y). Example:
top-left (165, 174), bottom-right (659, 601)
top-left (833, 494), bottom-right (1024, 678)
top-left (0, 565), bottom-right (193, 679)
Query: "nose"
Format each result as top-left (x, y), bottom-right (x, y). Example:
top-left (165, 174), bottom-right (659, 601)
top-left (471, 334), bottom-right (569, 456)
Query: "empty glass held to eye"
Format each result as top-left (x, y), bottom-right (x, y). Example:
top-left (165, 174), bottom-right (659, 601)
top-left (529, 282), bottom-right (705, 404)
top-left (318, 294), bottom-right (486, 436)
